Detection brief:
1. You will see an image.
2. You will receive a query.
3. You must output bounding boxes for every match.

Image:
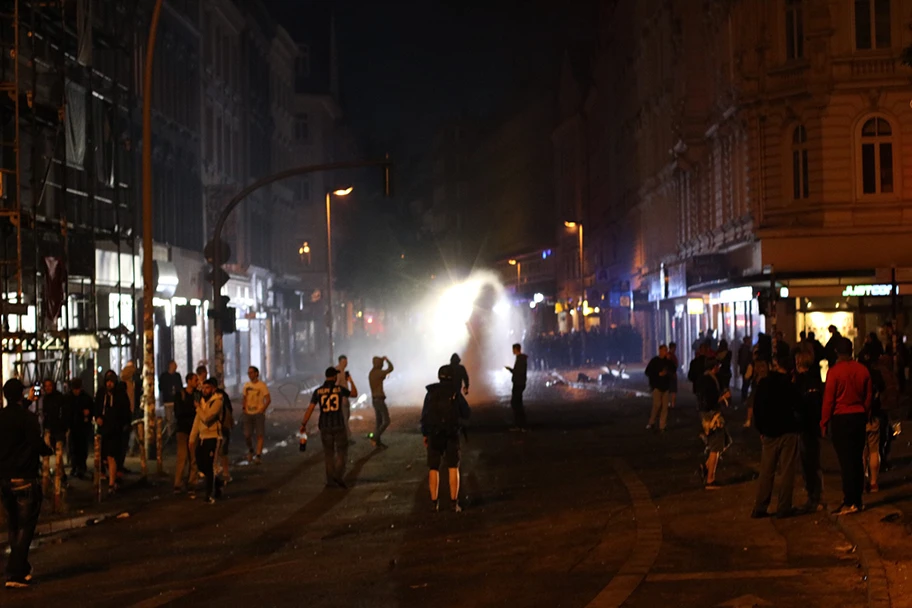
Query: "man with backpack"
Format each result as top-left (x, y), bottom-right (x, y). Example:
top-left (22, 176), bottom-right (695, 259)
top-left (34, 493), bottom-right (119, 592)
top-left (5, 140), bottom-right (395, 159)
top-left (421, 365), bottom-right (470, 512)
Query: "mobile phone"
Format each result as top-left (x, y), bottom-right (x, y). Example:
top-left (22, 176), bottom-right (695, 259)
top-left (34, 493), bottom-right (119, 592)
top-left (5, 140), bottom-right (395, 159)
top-left (33, 383), bottom-right (41, 397)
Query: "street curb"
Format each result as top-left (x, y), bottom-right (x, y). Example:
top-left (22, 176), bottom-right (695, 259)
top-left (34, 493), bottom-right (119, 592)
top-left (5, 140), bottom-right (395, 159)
top-left (830, 513), bottom-right (892, 608)
top-left (1, 509), bottom-right (122, 551)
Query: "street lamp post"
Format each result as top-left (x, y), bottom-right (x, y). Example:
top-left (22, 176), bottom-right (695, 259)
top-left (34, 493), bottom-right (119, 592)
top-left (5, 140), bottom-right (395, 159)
top-left (325, 187), bottom-right (353, 364)
top-left (564, 221), bottom-right (584, 330)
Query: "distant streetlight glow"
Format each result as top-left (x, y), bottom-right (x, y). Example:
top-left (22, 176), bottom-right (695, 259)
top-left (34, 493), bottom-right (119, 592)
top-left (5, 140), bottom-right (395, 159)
top-left (333, 187), bottom-right (353, 196)
top-left (508, 259), bottom-right (517, 266)
top-left (564, 221), bottom-right (577, 228)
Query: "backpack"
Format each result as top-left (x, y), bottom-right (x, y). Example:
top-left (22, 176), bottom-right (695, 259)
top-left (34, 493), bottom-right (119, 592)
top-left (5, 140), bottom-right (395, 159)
top-left (219, 390), bottom-right (235, 429)
top-left (425, 384), bottom-right (459, 433)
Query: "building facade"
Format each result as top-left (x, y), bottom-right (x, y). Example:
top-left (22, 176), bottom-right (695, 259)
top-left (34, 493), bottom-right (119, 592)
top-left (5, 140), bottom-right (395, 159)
top-left (575, 0), bottom-right (912, 361)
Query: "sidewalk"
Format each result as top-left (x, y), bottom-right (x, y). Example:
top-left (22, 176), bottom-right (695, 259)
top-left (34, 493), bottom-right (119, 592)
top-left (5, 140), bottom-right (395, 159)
top-left (8, 372), bottom-right (323, 542)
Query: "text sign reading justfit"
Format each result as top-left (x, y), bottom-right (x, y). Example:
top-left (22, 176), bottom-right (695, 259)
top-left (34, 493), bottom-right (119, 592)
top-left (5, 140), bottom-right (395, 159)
top-left (841, 284), bottom-right (896, 297)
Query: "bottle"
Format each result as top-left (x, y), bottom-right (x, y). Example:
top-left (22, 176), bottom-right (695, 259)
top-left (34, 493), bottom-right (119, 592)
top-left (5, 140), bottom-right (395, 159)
top-left (299, 432), bottom-right (308, 452)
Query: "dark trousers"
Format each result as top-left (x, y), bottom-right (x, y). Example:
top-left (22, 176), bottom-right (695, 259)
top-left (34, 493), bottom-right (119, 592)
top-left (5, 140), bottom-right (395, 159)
top-left (511, 384), bottom-right (527, 427)
top-left (799, 431), bottom-right (822, 505)
top-left (1, 479), bottom-right (42, 580)
top-left (195, 438), bottom-right (220, 499)
top-left (70, 423), bottom-right (92, 474)
top-left (831, 413), bottom-right (867, 508)
top-left (372, 397), bottom-right (391, 440)
top-left (740, 375), bottom-right (750, 402)
top-left (321, 428), bottom-right (349, 484)
top-left (754, 433), bottom-right (799, 514)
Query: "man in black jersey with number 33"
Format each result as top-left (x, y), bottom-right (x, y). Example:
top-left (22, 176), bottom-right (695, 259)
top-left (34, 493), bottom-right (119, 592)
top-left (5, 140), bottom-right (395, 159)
top-left (301, 367), bottom-right (359, 489)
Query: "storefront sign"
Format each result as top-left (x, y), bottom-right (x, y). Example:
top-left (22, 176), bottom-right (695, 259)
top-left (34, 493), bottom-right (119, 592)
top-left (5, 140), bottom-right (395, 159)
top-left (666, 264), bottom-right (687, 299)
top-left (710, 286), bottom-right (753, 305)
top-left (687, 298), bottom-right (705, 315)
top-left (841, 284), bottom-right (896, 297)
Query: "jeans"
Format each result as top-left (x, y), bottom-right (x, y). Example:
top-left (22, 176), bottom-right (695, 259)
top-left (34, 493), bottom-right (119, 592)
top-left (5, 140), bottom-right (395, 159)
top-left (831, 413), bottom-right (867, 508)
top-left (1, 479), bottom-right (42, 580)
top-left (648, 390), bottom-right (669, 430)
top-left (195, 438), bottom-right (221, 499)
top-left (511, 384), bottom-right (527, 427)
top-left (174, 431), bottom-right (198, 489)
top-left (754, 433), bottom-right (799, 514)
top-left (372, 397), bottom-right (390, 440)
top-left (321, 428), bottom-right (349, 484)
top-left (799, 430), bottom-right (822, 505)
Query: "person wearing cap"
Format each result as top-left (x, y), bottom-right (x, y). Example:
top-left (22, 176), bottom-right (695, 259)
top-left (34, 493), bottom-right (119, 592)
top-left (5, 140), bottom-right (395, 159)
top-left (94, 370), bottom-right (131, 494)
top-left (421, 364), bottom-right (470, 512)
top-left (301, 367), bottom-right (358, 489)
top-left (698, 357), bottom-right (731, 490)
top-left (0, 378), bottom-right (53, 588)
top-left (821, 337), bottom-right (872, 515)
top-left (66, 378), bottom-right (95, 479)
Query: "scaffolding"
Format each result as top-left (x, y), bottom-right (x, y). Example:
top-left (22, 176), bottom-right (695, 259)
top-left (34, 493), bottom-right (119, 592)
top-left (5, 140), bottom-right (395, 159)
top-left (0, 0), bottom-right (140, 391)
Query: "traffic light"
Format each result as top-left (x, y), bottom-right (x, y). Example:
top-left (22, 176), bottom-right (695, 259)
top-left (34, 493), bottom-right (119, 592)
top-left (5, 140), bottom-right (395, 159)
top-left (206, 295), bottom-right (236, 334)
top-left (756, 289), bottom-right (771, 317)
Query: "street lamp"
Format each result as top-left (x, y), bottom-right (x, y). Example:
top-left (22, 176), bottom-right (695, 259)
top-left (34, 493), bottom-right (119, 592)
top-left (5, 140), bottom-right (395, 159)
top-left (299, 241), bottom-right (311, 265)
top-left (508, 258), bottom-right (521, 288)
top-left (564, 221), bottom-right (584, 329)
top-left (325, 187), bottom-right (353, 364)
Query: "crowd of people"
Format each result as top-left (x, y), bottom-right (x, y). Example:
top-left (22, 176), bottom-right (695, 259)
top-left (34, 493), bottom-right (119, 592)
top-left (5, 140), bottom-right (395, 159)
top-left (645, 322), bottom-right (906, 518)
top-left (525, 326), bottom-right (643, 370)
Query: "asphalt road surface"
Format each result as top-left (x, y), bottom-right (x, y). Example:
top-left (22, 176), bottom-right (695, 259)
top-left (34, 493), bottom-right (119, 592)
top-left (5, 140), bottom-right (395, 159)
top-left (5, 378), bottom-right (869, 607)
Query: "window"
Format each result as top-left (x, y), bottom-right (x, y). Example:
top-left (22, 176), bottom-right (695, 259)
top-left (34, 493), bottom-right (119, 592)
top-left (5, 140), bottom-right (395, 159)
top-left (859, 117), bottom-right (894, 195)
top-left (296, 45), bottom-right (310, 80)
top-left (785, 0), bottom-right (804, 60)
top-left (295, 114), bottom-right (309, 142)
top-left (791, 125), bottom-right (809, 199)
top-left (855, 0), bottom-right (891, 50)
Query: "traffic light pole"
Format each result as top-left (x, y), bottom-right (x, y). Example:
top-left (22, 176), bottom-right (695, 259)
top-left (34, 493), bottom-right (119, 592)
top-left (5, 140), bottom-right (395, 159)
top-left (209, 159), bottom-right (392, 390)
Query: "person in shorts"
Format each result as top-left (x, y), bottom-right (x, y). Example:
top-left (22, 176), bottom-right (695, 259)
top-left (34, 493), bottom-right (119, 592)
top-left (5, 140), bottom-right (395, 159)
top-left (421, 365), bottom-right (470, 512)
top-left (242, 366), bottom-right (270, 464)
top-left (94, 370), bottom-right (131, 495)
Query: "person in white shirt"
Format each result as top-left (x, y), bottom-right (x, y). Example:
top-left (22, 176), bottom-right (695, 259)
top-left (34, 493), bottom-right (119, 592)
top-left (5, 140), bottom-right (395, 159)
top-left (242, 366), bottom-right (271, 463)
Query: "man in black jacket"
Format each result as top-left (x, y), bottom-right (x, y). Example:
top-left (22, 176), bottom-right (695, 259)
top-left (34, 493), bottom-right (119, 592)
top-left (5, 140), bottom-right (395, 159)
top-left (0, 378), bottom-right (53, 588)
top-left (645, 344), bottom-right (674, 431)
top-left (751, 354), bottom-right (801, 518)
top-left (40, 379), bottom-right (70, 450)
top-left (506, 343), bottom-right (528, 431)
top-left (173, 373), bottom-right (199, 493)
top-left (420, 365), bottom-right (470, 512)
top-left (67, 379), bottom-right (95, 479)
top-left (94, 370), bottom-right (131, 495)
top-left (794, 351), bottom-right (824, 512)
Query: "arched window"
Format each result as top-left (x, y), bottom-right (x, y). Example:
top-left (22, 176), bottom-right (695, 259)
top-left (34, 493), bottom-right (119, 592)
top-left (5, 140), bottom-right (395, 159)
top-left (859, 117), bottom-right (894, 195)
top-left (792, 125), bottom-right (809, 199)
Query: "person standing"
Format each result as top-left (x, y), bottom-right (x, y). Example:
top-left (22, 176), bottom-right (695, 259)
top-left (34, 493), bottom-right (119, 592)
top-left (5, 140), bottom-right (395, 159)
top-left (242, 366), bottom-right (270, 464)
top-left (505, 343), bottom-right (528, 431)
top-left (698, 358), bottom-right (731, 489)
top-left (821, 337), bottom-right (872, 515)
top-left (159, 360), bottom-right (182, 441)
top-left (420, 365), bottom-right (470, 512)
top-left (368, 356), bottom-right (394, 448)
top-left (301, 367), bottom-right (357, 489)
top-left (94, 370), bottom-right (131, 495)
top-left (738, 336), bottom-right (753, 403)
top-left (39, 379), bottom-right (70, 481)
top-left (716, 340), bottom-right (733, 392)
top-left (66, 379), bottom-right (94, 479)
top-left (645, 344), bottom-right (673, 431)
top-left (0, 378), bottom-right (53, 588)
top-left (824, 325), bottom-right (843, 371)
top-left (450, 353), bottom-right (470, 396)
top-left (190, 379), bottom-right (224, 503)
top-left (336, 355), bottom-right (355, 444)
top-left (751, 354), bottom-right (801, 518)
top-left (667, 343), bottom-right (679, 409)
top-left (794, 352), bottom-right (824, 512)
top-left (173, 373), bottom-right (199, 493)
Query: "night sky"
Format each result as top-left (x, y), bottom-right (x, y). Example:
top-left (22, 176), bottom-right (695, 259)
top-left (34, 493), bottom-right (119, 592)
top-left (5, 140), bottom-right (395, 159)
top-left (265, 0), bottom-right (589, 158)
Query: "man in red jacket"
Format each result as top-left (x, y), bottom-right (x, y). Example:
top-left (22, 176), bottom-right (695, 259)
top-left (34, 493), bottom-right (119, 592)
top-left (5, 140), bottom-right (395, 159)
top-left (821, 337), bottom-right (872, 515)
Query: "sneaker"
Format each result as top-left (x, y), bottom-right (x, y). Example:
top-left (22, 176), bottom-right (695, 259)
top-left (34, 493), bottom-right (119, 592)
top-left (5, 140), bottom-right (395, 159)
top-left (834, 504), bottom-right (860, 516)
top-left (5, 579), bottom-right (29, 589)
top-left (253, 455), bottom-right (262, 465)
top-left (431, 499), bottom-right (439, 512)
top-left (645, 424), bottom-right (653, 430)
top-left (452, 501), bottom-right (463, 513)
top-left (704, 481), bottom-right (721, 490)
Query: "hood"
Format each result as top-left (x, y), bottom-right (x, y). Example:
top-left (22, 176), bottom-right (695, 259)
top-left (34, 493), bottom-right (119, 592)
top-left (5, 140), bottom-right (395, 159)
top-left (120, 363), bottom-right (136, 382)
top-left (372, 357), bottom-right (383, 370)
top-left (450, 354), bottom-right (461, 365)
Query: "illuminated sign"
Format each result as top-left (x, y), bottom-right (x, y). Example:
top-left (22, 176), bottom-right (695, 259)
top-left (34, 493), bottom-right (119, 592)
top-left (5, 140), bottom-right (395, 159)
top-left (687, 298), bottom-right (705, 315)
top-left (711, 286), bottom-right (753, 305)
top-left (779, 286), bottom-right (790, 298)
top-left (841, 284), bottom-right (896, 297)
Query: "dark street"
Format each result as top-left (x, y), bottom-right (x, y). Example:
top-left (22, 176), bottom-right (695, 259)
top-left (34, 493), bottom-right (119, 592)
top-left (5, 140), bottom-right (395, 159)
top-left (5, 377), bottom-right (871, 608)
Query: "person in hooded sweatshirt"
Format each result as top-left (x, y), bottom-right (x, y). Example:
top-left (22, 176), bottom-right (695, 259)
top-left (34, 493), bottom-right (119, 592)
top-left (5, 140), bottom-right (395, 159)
top-left (190, 378), bottom-right (224, 503)
top-left (94, 370), bottom-right (131, 495)
top-left (367, 356), bottom-right (394, 448)
top-left (421, 365), bottom-right (470, 512)
top-left (751, 353), bottom-right (801, 519)
top-left (505, 343), bottom-right (528, 431)
top-left (450, 353), bottom-right (470, 396)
